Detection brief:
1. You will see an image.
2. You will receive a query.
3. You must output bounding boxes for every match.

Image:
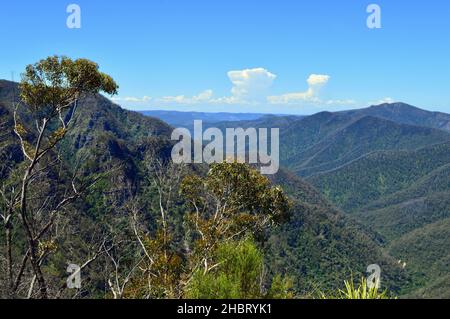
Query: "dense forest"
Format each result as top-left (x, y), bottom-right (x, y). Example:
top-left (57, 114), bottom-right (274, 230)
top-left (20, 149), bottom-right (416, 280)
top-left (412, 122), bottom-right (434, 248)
top-left (0, 56), bottom-right (448, 299)
top-left (175, 100), bottom-right (450, 298)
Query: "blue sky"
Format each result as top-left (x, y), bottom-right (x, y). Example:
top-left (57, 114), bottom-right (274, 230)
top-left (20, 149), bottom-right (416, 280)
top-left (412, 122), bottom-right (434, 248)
top-left (1, 0), bottom-right (449, 114)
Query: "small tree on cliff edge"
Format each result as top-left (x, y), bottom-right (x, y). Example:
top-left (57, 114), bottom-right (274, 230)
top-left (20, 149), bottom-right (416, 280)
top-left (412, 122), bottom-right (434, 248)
top-left (3, 56), bottom-right (117, 298)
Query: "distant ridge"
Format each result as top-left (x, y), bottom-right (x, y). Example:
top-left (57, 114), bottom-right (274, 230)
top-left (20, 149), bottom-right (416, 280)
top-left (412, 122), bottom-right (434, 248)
top-left (140, 102), bottom-right (450, 132)
top-left (342, 102), bottom-right (450, 132)
top-left (140, 110), bottom-right (277, 129)
top-left (179, 102), bottom-right (450, 178)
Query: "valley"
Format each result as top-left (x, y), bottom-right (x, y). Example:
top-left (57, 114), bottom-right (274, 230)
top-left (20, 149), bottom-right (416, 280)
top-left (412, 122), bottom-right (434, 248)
top-left (151, 101), bottom-right (450, 297)
top-left (1, 78), bottom-right (449, 298)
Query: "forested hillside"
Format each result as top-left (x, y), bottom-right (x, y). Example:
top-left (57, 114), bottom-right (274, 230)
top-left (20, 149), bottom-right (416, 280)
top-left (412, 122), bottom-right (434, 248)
top-left (341, 102), bottom-right (450, 132)
top-left (0, 64), bottom-right (406, 299)
top-left (200, 105), bottom-right (450, 178)
top-left (307, 143), bottom-right (450, 297)
top-left (1, 57), bottom-right (448, 298)
top-left (205, 102), bottom-right (450, 298)
top-left (307, 142), bottom-right (450, 212)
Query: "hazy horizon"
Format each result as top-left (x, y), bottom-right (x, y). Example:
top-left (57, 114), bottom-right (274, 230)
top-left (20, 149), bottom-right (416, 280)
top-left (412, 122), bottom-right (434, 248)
top-left (2, 77), bottom-right (447, 116)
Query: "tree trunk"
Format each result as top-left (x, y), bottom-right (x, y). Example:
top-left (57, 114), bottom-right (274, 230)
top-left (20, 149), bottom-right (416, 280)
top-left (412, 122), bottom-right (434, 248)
top-left (27, 237), bottom-right (48, 299)
top-left (6, 224), bottom-right (13, 298)
top-left (20, 167), bottom-right (48, 299)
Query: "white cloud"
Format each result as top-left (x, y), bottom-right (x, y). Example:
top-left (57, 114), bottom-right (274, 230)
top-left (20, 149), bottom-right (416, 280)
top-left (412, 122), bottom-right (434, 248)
top-left (112, 96), bottom-right (152, 103)
top-left (154, 68), bottom-right (276, 106)
top-left (195, 89), bottom-right (214, 101)
top-left (158, 89), bottom-right (215, 105)
top-left (112, 70), bottom-right (362, 111)
top-left (227, 68), bottom-right (277, 101)
top-left (268, 74), bottom-right (330, 104)
top-left (307, 74), bottom-right (330, 86)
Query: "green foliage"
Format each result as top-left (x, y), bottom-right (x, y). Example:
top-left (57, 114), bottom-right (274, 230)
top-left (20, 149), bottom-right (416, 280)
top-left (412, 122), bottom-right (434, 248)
top-left (265, 203), bottom-right (407, 296)
top-left (123, 162), bottom-right (292, 299)
top-left (0, 56), bottom-right (119, 299)
top-left (356, 191), bottom-right (450, 243)
top-left (182, 162), bottom-right (292, 227)
top-left (307, 141), bottom-right (450, 297)
top-left (320, 277), bottom-right (393, 299)
top-left (186, 239), bottom-right (294, 299)
top-left (387, 217), bottom-right (450, 297)
top-left (206, 106), bottom-right (450, 298)
top-left (186, 239), bottom-right (264, 299)
top-left (14, 56), bottom-right (120, 166)
top-left (180, 162), bottom-right (292, 275)
top-left (20, 56), bottom-right (118, 112)
top-left (126, 231), bottom-right (184, 299)
top-left (308, 142), bottom-right (450, 212)
top-left (266, 274), bottom-right (295, 299)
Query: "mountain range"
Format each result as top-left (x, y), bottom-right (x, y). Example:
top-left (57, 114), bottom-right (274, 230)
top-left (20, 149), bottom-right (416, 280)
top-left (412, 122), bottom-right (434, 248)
top-left (176, 102), bottom-right (449, 298)
top-left (140, 110), bottom-right (285, 132)
top-left (1, 79), bottom-right (448, 297)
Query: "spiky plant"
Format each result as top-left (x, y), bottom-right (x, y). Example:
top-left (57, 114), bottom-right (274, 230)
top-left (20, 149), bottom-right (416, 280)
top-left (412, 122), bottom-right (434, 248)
top-left (320, 277), bottom-right (395, 299)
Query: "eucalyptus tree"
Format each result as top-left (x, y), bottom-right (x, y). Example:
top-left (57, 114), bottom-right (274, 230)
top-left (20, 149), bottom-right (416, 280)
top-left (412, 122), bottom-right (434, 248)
top-left (1, 56), bottom-right (117, 299)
